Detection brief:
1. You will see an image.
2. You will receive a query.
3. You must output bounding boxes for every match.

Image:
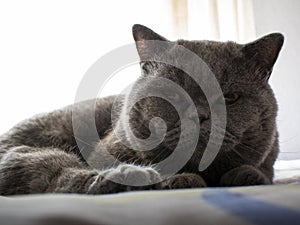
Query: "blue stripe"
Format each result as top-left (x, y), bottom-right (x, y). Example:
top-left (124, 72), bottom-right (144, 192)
top-left (203, 189), bottom-right (300, 225)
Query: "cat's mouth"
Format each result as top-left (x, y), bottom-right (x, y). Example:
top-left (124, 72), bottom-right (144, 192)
top-left (160, 119), bottom-right (209, 151)
top-left (133, 116), bottom-right (235, 165)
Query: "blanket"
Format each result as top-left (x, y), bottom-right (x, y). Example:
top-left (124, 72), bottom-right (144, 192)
top-left (1, 184), bottom-right (300, 225)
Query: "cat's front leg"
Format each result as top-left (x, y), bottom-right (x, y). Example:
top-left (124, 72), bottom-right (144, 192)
top-left (162, 173), bottom-right (207, 189)
top-left (38, 164), bottom-right (162, 194)
top-left (0, 146), bottom-right (86, 195)
top-left (220, 165), bottom-right (271, 186)
top-left (0, 146), bottom-right (162, 195)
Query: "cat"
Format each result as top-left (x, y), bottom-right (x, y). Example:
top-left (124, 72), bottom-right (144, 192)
top-left (0, 24), bottom-right (284, 195)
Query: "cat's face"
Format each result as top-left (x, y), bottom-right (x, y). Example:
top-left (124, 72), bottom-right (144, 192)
top-left (123, 24), bottom-right (283, 170)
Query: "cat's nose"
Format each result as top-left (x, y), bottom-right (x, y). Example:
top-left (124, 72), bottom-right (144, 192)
top-left (184, 105), bottom-right (208, 124)
top-left (187, 112), bottom-right (198, 122)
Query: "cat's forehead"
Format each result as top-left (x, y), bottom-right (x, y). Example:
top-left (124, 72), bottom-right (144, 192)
top-left (156, 39), bottom-right (266, 95)
top-left (176, 39), bottom-right (242, 61)
top-left (174, 40), bottom-right (244, 81)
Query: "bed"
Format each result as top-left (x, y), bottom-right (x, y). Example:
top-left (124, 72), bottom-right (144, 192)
top-left (1, 180), bottom-right (300, 225)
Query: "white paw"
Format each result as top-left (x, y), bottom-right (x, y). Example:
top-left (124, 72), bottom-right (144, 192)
top-left (105, 164), bottom-right (162, 186)
top-left (87, 164), bottom-right (162, 194)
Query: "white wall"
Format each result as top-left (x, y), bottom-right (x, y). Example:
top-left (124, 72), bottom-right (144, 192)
top-left (253, 0), bottom-right (300, 160)
top-left (0, 0), bottom-right (173, 135)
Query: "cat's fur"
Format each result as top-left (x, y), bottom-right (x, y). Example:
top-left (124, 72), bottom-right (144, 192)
top-left (0, 25), bottom-right (284, 195)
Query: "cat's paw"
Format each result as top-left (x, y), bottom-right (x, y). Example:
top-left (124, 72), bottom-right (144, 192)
top-left (220, 165), bottom-right (271, 186)
top-left (162, 173), bottom-right (207, 189)
top-left (87, 164), bottom-right (162, 194)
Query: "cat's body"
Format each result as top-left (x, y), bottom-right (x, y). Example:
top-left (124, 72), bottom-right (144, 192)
top-left (0, 25), bottom-right (283, 195)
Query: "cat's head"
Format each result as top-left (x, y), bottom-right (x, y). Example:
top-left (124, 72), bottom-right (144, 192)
top-left (121, 24), bottom-right (283, 171)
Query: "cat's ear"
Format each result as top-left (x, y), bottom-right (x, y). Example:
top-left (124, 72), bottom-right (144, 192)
top-left (132, 24), bottom-right (169, 58)
top-left (133, 24), bottom-right (167, 42)
top-left (242, 33), bottom-right (284, 81)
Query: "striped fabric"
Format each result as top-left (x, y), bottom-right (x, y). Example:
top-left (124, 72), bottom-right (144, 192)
top-left (0, 184), bottom-right (300, 225)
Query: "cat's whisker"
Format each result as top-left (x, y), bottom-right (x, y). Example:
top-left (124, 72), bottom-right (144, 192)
top-left (116, 151), bottom-right (135, 163)
top-left (230, 148), bottom-right (249, 161)
top-left (149, 147), bottom-right (170, 164)
top-left (72, 135), bottom-right (95, 148)
top-left (236, 143), bottom-right (265, 156)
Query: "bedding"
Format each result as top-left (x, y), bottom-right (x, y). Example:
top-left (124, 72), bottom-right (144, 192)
top-left (1, 183), bottom-right (300, 225)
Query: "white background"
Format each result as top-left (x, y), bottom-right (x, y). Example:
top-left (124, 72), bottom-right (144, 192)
top-left (0, 0), bottom-right (299, 161)
top-left (253, 0), bottom-right (300, 160)
top-left (0, 0), bottom-right (173, 133)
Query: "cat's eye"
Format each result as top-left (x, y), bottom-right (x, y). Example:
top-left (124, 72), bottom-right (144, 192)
top-left (224, 93), bottom-right (240, 104)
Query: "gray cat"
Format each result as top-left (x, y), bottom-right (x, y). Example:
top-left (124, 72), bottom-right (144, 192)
top-left (0, 24), bottom-right (284, 195)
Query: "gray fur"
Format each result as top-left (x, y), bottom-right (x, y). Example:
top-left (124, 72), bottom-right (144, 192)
top-left (0, 24), bottom-right (284, 195)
